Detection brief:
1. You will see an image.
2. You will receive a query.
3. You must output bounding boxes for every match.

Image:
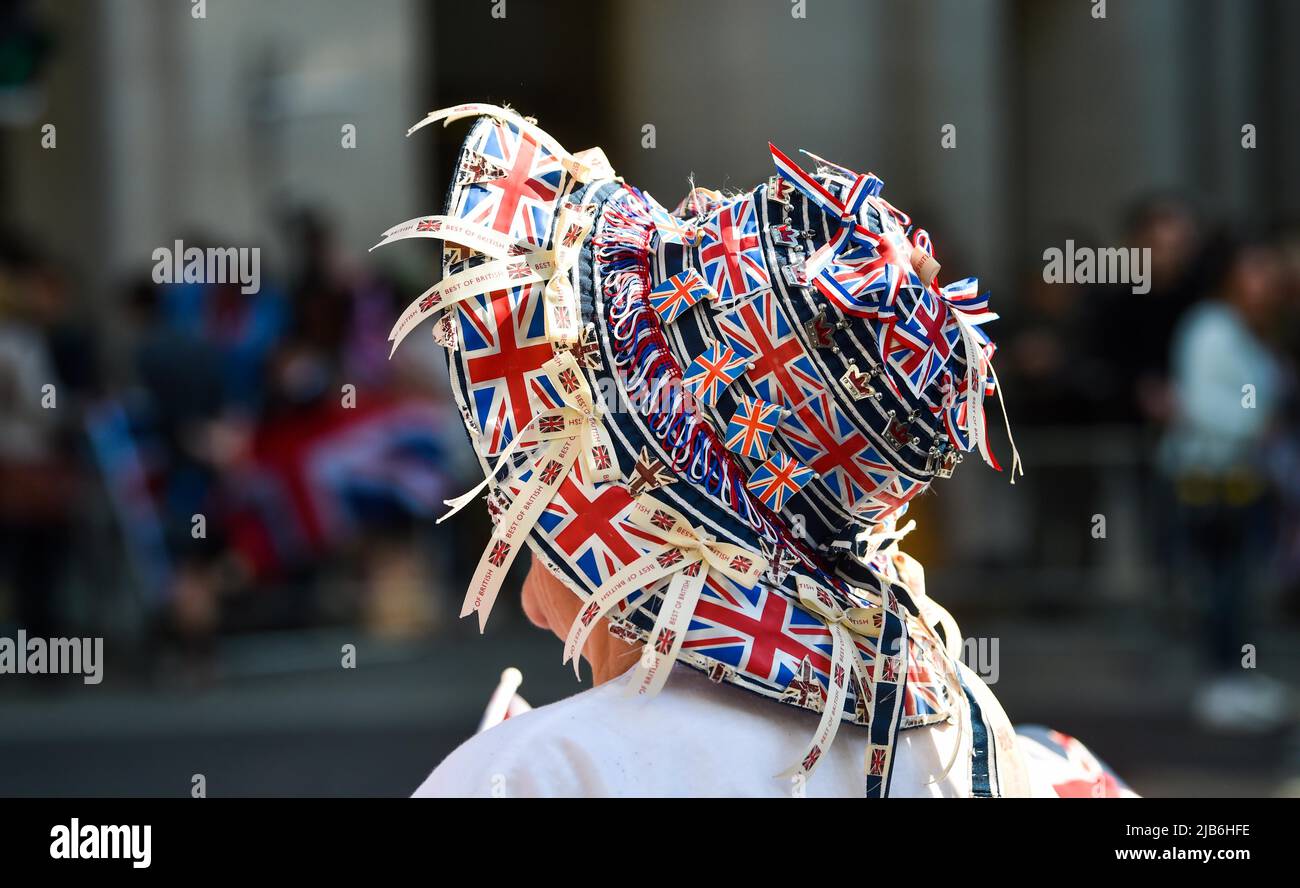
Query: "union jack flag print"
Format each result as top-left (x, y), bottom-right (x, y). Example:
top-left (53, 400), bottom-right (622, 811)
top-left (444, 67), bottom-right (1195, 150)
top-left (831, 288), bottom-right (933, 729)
top-left (724, 395), bottom-right (782, 460)
top-left (648, 269), bottom-right (712, 324)
top-left (745, 451), bottom-right (814, 511)
top-left (683, 574), bottom-right (835, 688)
top-left (681, 343), bottom-right (749, 406)
top-left (456, 120), bottom-right (566, 247)
top-left (647, 199), bottom-right (699, 245)
top-left (813, 242), bottom-right (920, 321)
top-left (877, 285), bottom-right (960, 395)
top-left (537, 413), bottom-right (567, 434)
top-left (538, 459), bottom-right (564, 485)
top-left (780, 392), bottom-right (894, 509)
top-left (487, 540), bottom-right (511, 567)
top-left (457, 284), bottom-right (560, 456)
top-left (716, 290), bottom-right (823, 407)
top-left (698, 196), bottom-right (770, 302)
top-left (855, 470), bottom-right (926, 523)
top-left (530, 461), bottom-right (658, 590)
top-left (650, 509), bottom-right (676, 531)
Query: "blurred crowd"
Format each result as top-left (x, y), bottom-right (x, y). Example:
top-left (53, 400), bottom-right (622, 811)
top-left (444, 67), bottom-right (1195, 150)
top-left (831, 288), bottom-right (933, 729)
top-left (1002, 197), bottom-right (1300, 730)
top-left (0, 211), bottom-right (483, 679)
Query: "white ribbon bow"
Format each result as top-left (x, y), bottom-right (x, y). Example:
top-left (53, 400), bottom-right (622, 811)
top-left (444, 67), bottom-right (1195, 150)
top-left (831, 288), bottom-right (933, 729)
top-left (779, 577), bottom-right (884, 780)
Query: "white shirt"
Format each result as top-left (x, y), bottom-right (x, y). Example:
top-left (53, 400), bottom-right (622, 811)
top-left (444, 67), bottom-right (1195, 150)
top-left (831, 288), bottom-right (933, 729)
top-left (1162, 300), bottom-right (1284, 474)
top-left (415, 663), bottom-right (1033, 798)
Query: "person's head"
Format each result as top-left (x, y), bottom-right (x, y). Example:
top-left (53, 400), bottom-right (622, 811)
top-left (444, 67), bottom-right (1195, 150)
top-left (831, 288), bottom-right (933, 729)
top-left (1125, 193), bottom-right (1201, 290)
top-left (1213, 233), bottom-right (1283, 334)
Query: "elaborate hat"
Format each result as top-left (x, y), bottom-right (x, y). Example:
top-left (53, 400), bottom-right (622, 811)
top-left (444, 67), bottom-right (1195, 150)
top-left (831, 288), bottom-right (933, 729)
top-left (375, 103), bottom-right (1020, 796)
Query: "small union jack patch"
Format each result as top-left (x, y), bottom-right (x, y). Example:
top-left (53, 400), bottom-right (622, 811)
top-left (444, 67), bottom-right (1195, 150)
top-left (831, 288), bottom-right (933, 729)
top-left (868, 746), bottom-right (888, 776)
top-left (728, 555), bottom-right (753, 574)
top-left (580, 602), bottom-right (601, 626)
top-left (744, 452), bottom-right (814, 511)
top-left (724, 395), bottom-right (782, 461)
top-left (557, 325), bottom-right (602, 369)
top-left (506, 261), bottom-right (532, 280)
top-left (650, 509), bottom-right (676, 531)
top-left (802, 745), bottom-right (822, 772)
top-left (760, 539), bottom-right (798, 585)
top-left (419, 292), bottom-right (442, 312)
top-left (656, 548), bottom-right (684, 569)
top-left (682, 560), bottom-right (702, 577)
top-left (834, 664), bottom-right (846, 687)
top-left (628, 448), bottom-right (675, 496)
top-left (487, 540), bottom-right (512, 567)
top-left (681, 343), bottom-right (749, 406)
top-left (648, 269), bottom-right (711, 324)
top-left (561, 222), bottom-right (584, 248)
top-left (539, 459), bottom-right (563, 485)
top-left (416, 218), bottom-right (442, 232)
top-left (882, 656), bottom-right (899, 683)
top-left (558, 367), bottom-right (580, 393)
top-left (537, 414), bottom-right (566, 434)
top-left (654, 628), bottom-right (676, 655)
top-left (590, 445), bottom-right (612, 470)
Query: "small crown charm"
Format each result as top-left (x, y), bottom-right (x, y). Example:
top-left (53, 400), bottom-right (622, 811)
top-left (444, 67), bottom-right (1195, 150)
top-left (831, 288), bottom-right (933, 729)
top-left (841, 363), bottom-right (878, 400)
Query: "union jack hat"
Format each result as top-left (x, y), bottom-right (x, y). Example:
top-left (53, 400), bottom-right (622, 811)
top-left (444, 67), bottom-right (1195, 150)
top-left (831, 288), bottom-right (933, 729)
top-left (374, 103), bottom-right (1020, 797)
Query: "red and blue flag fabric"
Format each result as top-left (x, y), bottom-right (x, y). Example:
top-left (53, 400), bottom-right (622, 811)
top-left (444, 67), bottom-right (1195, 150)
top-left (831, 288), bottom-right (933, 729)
top-left (698, 196), bottom-right (770, 302)
top-left (648, 269), bottom-right (712, 324)
top-left (725, 395), bottom-right (783, 460)
top-left (457, 283), bottom-right (561, 456)
top-left (682, 342), bottom-right (750, 406)
top-left (876, 285), bottom-right (960, 396)
top-left (458, 120), bottom-right (566, 247)
top-left (745, 451), bottom-right (814, 511)
top-left (780, 392), bottom-right (894, 510)
top-left (716, 289), bottom-right (823, 408)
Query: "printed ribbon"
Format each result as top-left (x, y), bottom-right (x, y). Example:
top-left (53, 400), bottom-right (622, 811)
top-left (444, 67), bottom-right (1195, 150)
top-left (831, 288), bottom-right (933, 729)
top-left (542, 202), bottom-right (596, 345)
top-left (780, 576), bottom-right (880, 781)
top-left (923, 273), bottom-right (1022, 479)
top-left (387, 250), bottom-right (558, 356)
top-left (561, 495), bottom-right (766, 684)
top-left (408, 103), bottom-right (614, 184)
top-left (769, 143), bottom-right (889, 303)
top-left (369, 214), bottom-right (532, 259)
top-left (453, 350), bottom-right (618, 630)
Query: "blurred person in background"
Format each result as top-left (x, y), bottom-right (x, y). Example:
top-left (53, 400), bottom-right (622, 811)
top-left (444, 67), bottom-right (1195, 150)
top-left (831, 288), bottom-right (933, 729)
top-left (122, 275), bottom-right (232, 669)
top-left (1160, 234), bottom-right (1295, 732)
top-left (1092, 194), bottom-right (1208, 426)
top-left (218, 208), bottom-right (456, 637)
top-left (0, 234), bottom-right (86, 643)
top-left (1272, 225), bottom-right (1300, 611)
